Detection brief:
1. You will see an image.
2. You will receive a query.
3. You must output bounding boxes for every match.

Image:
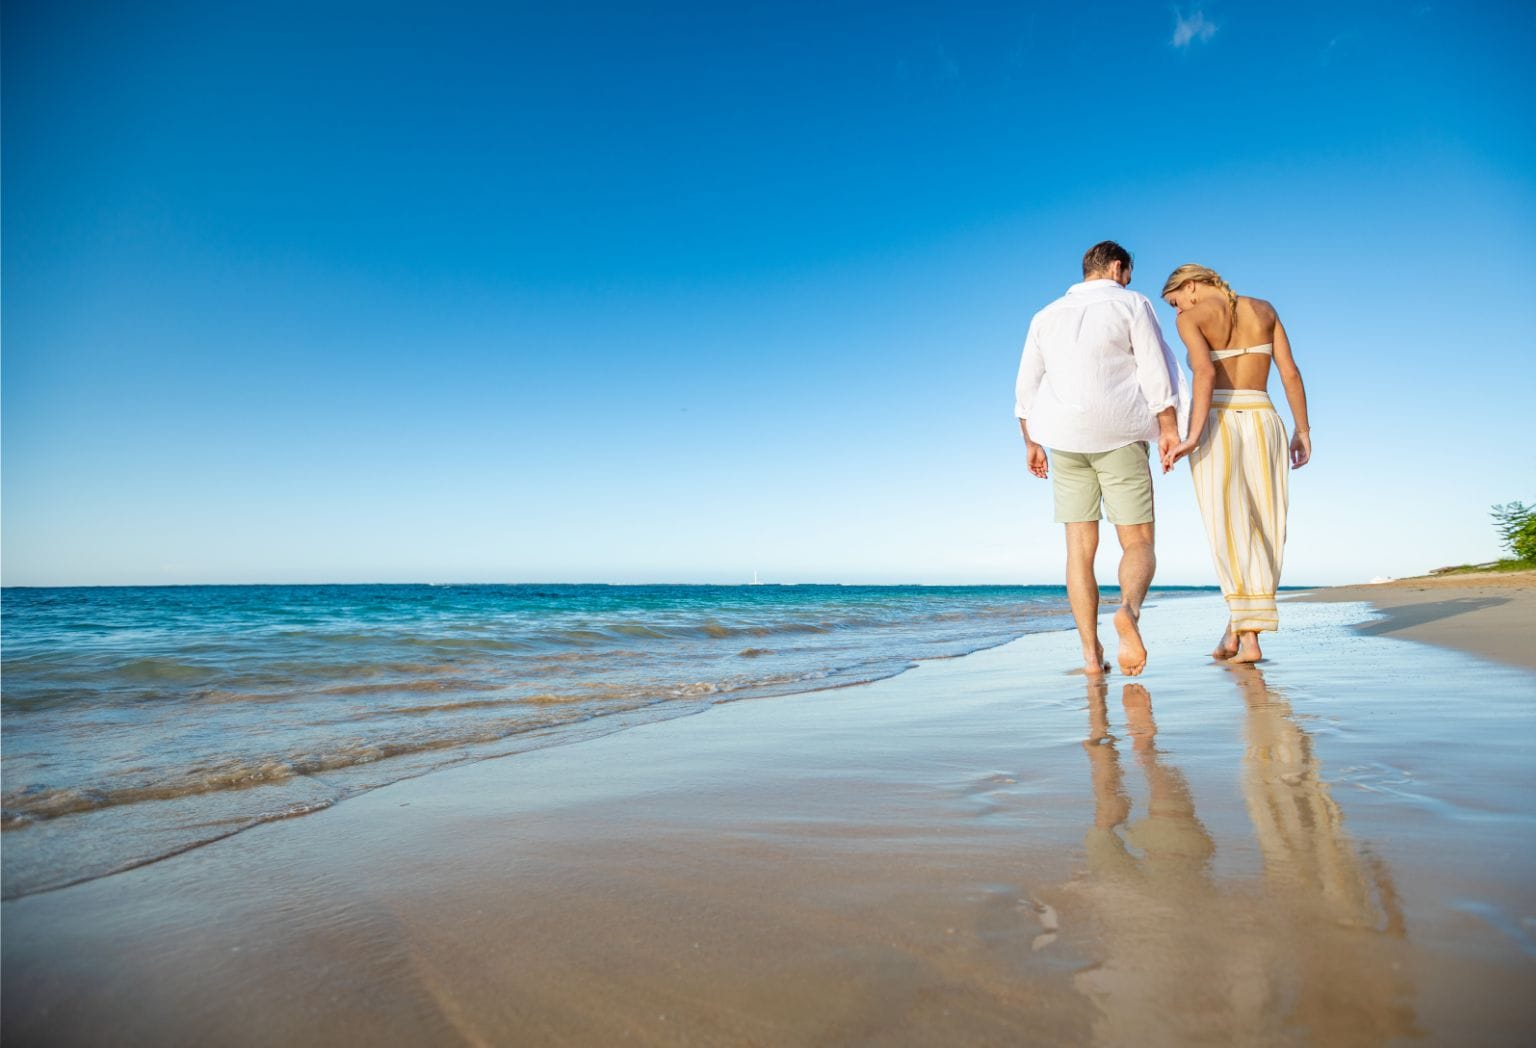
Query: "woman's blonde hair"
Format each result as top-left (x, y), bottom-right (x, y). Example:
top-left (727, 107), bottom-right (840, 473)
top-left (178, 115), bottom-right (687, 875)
top-left (1162, 264), bottom-right (1238, 329)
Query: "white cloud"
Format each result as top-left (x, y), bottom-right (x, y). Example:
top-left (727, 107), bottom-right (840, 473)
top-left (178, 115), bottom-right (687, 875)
top-left (1171, 8), bottom-right (1217, 48)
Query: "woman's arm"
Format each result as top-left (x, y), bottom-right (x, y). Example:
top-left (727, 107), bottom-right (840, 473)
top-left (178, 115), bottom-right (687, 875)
top-left (1271, 314), bottom-right (1311, 468)
top-left (1168, 310), bottom-right (1216, 466)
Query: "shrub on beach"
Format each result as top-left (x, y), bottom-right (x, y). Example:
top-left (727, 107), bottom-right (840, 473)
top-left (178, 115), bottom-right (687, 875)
top-left (1490, 501), bottom-right (1536, 563)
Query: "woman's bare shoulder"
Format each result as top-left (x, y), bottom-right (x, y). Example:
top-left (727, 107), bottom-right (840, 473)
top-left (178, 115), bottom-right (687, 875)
top-left (1240, 295), bottom-right (1278, 321)
top-left (1188, 296), bottom-right (1228, 320)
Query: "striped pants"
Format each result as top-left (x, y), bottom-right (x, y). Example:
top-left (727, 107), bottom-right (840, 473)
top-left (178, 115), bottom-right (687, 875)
top-left (1189, 389), bottom-right (1290, 633)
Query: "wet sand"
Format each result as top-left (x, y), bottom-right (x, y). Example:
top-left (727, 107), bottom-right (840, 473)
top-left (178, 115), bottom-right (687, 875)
top-left (1293, 569), bottom-right (1536, 670)
top-left (5, 595), bottom-right (1535, 1045)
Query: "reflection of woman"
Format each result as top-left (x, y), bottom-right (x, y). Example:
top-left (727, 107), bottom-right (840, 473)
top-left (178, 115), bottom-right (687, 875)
top-left (1161, 265), bottom-right (1311, 663)
top-left (1234, 667), bottom-right (1404, 934)
top-left (1232, 666), bottom-right (1415, 1040)
top-left (1067, 673), bottom-right (1413, 1042)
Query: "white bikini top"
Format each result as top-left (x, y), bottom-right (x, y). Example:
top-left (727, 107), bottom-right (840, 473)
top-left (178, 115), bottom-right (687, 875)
top-left (1209, 343), bottom-right (1273, 360)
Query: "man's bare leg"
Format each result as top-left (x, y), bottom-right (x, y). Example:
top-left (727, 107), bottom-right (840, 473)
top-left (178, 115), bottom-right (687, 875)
top-left (1065, 522), bottom-right (1108, 674)
top-left (1228, 630), bottom-right (1264, 663)
top-left (1111, 522), bottom-right (1156, 676)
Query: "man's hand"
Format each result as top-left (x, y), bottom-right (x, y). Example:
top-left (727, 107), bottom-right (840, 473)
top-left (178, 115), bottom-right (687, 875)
top-left (1026, 442), bottom-right (1049, 479)
top-left (1157, 433), bottom-right (1180, 474)
top-left (1162, 437), bottom-right (1198, 471)
top-left (1153, 406), bottom-right (1179, 474)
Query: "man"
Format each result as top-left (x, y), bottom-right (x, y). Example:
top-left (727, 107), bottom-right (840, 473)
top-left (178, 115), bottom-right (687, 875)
top-left (1015, 240), bottom-right (1187, 676)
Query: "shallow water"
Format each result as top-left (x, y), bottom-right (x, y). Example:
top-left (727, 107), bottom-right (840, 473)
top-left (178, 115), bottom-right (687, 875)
top-left (0, 583), bottom-right (1212, 896)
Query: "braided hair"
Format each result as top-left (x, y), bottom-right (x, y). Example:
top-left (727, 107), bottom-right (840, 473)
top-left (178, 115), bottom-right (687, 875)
top-left (1161, 264), bottom-right (1238, 332)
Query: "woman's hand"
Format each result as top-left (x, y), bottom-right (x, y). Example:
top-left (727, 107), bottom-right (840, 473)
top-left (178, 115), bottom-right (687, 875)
top-left (1162, 438), bottom-right (1199, 471)
top-left (1290, 430), bottom-right (1311, 469)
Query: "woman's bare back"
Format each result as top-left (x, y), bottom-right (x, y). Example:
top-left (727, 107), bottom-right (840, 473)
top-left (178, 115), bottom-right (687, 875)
top-left (1164, 268), bottom-right (1309, 472)
top-left (1200, 296), bottom-right (1277, 390)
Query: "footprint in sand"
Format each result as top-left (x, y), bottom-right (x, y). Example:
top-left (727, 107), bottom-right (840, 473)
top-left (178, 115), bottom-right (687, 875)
top-left (1020, 897), bottom-right (1059, 950)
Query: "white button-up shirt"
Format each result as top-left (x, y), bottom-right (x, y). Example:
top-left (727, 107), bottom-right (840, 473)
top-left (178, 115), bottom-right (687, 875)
top-left (1014, 279), bottom-right (1189, 453)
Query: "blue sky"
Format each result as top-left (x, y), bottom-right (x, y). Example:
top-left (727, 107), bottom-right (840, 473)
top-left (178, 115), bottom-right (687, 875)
top-left (4, 1), bottom-right (1534, 586)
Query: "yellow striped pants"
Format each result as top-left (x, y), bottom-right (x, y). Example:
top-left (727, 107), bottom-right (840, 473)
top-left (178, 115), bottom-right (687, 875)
top-left (1189, 389), bottom-right (1289, 633)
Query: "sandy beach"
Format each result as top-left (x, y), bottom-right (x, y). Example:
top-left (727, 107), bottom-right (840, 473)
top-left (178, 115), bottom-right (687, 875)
top-left (1293, 569), bottom-right (1536, 671)
top-left (5, 585), bottom-right (1535, 1045)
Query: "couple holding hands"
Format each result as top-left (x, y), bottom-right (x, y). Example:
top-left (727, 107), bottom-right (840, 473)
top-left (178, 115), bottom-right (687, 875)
top-left (1015, 240), bottom-right (1311, 676)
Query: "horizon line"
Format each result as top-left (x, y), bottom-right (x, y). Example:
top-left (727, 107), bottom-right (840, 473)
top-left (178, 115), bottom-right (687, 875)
top-left (0, 580), bottom-right (1288, 591)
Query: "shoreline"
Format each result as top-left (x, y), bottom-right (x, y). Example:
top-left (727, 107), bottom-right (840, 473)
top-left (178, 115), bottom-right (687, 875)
top-left (3, 588), bottom-right (1226, 903)
top-left (1291, 569), bottom-right (1536, 670)
top-left (5, 594), bottom-right (1532, 1044)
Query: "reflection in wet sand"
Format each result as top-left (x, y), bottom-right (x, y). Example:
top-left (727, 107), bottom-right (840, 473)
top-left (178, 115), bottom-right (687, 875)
top-left (1065, 671), bottom-right (1416, 1045)
top-left (1239, 669), bottom-right (1405, 934)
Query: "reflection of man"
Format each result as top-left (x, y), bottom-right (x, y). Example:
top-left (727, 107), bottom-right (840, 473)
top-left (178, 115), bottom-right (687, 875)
top-left (1072, 680), bottom-right (1221, 1044)
top-left (1079, 681), bottom-right (1214, 889)
top-left (1015, 241), bottom-right (1187, 676)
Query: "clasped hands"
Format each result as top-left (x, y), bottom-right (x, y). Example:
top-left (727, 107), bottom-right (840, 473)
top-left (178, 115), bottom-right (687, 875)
top-left (1026, 437), bottom-right (1187, 478)
top-left (1159, 431), bottom-right (1311, 471)
top-left (1159, 434), bottom-right (1195, 473)
top-left (1030, 431), bottom-right (1309, 478)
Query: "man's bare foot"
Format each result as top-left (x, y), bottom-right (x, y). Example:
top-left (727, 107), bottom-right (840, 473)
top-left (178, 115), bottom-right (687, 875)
top-left (1211, 628), bottom-right (1238, 660)
top-left (1113, 606), bottom-right (1147, 676)
top-left (1081, 641), bottom-right (1110, 675)
top-left (1226, 631), bottom-right (1263, 664)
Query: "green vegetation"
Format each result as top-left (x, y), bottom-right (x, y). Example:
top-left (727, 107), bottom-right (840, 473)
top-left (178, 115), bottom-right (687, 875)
top-left (1491, 501), bottom-right (1536, 563)
top-left (1425, 501), bottom-right (1536, 576)
top-left (1428, 559), bottom-right (1536, 576)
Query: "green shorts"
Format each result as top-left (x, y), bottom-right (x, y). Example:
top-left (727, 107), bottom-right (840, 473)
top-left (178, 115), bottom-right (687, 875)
top-left (1050, 442), bottom-right (1154, 525)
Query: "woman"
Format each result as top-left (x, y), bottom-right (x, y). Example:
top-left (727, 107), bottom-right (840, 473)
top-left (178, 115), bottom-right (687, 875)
top-left (1161, 265), bottom-right (1311, 663)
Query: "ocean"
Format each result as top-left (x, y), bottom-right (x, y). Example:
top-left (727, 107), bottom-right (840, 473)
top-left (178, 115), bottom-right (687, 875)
top-left (0, 583), bottom-right (1208, 897)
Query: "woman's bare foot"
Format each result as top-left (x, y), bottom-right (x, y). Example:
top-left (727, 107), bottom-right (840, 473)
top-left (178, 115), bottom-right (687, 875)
top-left (1211, 627), bottom-right (1238, 660)
top-left (1226, 631), bottom-right (1263, 664)
top-left (1113, 606), bottom-right (1147, 676)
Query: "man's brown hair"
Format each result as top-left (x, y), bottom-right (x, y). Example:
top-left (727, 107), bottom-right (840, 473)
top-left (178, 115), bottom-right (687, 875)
top-left (1082, 240), bottom-right (1132, 278)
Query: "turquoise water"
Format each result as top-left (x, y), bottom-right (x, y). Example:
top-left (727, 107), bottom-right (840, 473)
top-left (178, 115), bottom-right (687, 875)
top-left (1, 583), bottom-right (1210, 895)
